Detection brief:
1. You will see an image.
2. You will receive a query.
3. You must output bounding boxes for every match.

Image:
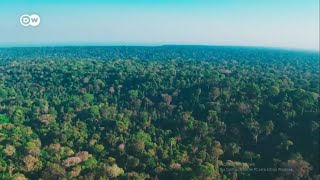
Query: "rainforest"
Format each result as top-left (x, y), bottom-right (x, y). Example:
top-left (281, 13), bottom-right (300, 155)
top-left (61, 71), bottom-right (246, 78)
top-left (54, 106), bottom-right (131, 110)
top-left (0, 46), bottom-right (319, 180)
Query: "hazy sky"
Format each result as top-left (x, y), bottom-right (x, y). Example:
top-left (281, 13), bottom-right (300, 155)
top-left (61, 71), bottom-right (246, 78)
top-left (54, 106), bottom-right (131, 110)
top-left (0, 0), bottom-right (319, 50)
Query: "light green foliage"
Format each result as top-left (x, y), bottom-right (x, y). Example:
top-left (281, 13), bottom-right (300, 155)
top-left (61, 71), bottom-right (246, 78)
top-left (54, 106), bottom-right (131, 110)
top-left (89, 105), bottom-right (100, 117)
top-left (94, 144), bottom-right (105, 153)
top-left (83, 93), bottom-right (94, 104)
top-left (0, 115), bottom-right (10, 124)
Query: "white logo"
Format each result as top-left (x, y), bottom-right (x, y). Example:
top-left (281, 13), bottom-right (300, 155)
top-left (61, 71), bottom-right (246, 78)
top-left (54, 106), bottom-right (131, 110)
top-left (20, 14), bottom-right (41, 27)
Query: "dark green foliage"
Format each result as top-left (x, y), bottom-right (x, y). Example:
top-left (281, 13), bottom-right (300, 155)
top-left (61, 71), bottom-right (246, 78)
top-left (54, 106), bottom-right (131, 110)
top-left (0, 46), bottom-right (318, 180)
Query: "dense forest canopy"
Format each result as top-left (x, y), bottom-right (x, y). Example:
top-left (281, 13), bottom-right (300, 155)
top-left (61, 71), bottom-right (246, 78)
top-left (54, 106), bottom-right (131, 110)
top-left (0, 46), bottom-right (319, 180)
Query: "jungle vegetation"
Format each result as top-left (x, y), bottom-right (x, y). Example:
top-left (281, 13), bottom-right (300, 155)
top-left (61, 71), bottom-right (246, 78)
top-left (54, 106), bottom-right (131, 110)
top-left (0, 46), bottom-right (319, 180)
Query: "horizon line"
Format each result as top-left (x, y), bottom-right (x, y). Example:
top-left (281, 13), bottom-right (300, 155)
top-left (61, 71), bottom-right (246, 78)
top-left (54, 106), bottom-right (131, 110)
top-left (0, 43), bottom-right (318, 53)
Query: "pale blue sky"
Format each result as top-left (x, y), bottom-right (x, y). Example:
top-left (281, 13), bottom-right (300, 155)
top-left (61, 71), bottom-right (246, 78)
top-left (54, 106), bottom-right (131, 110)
top-left (0, 0), bottom-right (319, 50)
